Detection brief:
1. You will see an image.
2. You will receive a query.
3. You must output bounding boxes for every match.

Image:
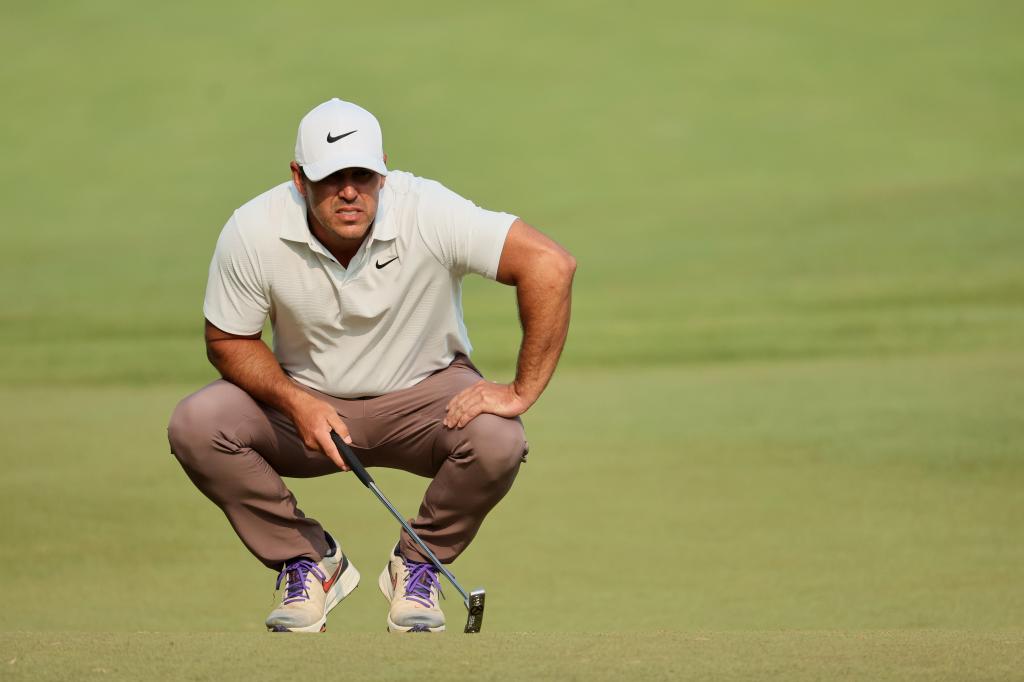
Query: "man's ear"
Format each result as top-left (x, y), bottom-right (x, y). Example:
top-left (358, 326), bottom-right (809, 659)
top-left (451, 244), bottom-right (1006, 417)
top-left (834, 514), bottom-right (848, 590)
top-left (290, 161), bottom-right (307, 197)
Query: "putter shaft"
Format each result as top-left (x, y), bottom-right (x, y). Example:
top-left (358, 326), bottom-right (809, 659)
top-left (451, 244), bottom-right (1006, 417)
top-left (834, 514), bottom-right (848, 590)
top-left (365, 480), bottom-right (471, 606)
top-left (330, 432), bottom-right (485, 632)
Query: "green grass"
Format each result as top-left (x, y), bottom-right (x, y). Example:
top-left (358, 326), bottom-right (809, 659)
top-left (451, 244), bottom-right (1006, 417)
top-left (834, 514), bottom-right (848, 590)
top-left (1, 0), bottom-right (1022, 679)
top-left (2, 353), bottom-right (1022, 634)
top-left (2, 632), bottom-right (1022, 681)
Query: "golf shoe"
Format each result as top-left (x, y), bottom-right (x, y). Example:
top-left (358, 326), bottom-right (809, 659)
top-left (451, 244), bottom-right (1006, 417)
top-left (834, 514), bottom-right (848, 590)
top-left (378, 546), bottom-right (446, 632)
top-left (265, 532), bottom-right (360, 632)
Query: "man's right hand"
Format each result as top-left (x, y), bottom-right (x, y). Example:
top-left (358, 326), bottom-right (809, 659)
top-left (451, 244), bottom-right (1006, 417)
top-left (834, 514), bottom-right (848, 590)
top-left (285, 390), bottom-right (353, 471)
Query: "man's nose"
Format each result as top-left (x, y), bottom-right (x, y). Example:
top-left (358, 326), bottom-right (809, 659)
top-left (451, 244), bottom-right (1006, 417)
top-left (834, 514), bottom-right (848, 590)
top-left (338, 183), bottom-right (358, 200)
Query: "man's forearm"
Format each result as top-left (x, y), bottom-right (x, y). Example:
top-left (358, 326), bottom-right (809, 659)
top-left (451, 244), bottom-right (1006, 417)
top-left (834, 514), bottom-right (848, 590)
top-left (511, 252), bottom-right (576, 406)
top-left (207, 337), bottom-right (307, 415)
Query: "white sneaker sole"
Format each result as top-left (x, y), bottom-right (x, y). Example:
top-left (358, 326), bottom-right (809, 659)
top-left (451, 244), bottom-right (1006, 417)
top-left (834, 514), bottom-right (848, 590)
top-left (269, 559), bottom-right (361, 633)
top-left (378, 566), bottom-right (445, 633)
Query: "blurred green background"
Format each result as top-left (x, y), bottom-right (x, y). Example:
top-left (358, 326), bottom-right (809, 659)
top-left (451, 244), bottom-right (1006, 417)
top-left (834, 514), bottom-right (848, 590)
top-left (1, 0), bottom-right (1022, 676)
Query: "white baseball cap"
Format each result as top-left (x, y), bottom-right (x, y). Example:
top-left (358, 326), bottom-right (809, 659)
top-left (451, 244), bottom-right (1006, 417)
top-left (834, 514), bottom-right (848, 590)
top-left (294, 98), bottom-right (388, 181)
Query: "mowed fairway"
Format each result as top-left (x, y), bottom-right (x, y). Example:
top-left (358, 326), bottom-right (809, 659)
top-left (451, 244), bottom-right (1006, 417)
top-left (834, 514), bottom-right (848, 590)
top-left (1, 1), bottom-right (1022, 680)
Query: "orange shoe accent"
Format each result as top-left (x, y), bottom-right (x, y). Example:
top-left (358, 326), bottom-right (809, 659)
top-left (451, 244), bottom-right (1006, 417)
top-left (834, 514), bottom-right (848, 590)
top-left (321, 555), bottom-right (348, 593)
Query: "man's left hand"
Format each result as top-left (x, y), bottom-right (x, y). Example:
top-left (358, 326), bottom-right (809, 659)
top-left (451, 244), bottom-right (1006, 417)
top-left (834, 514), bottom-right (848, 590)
top-left (444, 380), bottom-right (531, 429)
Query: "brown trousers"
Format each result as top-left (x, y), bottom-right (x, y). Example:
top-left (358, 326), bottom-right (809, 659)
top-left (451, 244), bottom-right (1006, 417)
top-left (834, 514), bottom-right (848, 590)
top-left (167, 356), bottom-right (527, 570)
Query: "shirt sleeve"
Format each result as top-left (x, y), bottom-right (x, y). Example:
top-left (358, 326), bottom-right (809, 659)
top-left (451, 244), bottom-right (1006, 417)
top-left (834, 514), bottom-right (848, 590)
top-left (415, 179), bottom-right (517, 279)
top-left (202, 214), bottom-right (270, 335)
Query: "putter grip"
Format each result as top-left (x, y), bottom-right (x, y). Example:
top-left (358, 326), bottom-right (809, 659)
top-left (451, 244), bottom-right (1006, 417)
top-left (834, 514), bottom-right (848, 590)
top-left (330, 431), bottom-right (375, 488)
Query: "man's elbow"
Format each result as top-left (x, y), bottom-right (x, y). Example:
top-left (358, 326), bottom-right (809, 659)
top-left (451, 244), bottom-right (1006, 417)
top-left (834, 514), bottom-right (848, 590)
top-left (549, 247), bottom-right (577, 285)
top-left (204, 337), bottom-right (228, 372)
top-left (563, 251), bottom-right (578, 279)
top-left (205, 342), bottom-right (221, 369)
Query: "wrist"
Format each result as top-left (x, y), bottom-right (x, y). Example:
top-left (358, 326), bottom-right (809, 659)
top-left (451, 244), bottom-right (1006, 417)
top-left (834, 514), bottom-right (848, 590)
top-left (509, 381), bottom-right (537, 408)
top-left (278, 383), bottom-right (313, 416)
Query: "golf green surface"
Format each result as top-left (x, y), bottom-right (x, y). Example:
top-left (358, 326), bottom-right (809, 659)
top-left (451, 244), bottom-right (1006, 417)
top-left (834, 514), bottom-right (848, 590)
top-left (2, 1), bottom-right (1022, 679)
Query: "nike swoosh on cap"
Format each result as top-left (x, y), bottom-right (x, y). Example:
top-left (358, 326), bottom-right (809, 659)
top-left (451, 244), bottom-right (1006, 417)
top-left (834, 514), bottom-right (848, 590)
top-left (326, 130), bottom-right (357, 143)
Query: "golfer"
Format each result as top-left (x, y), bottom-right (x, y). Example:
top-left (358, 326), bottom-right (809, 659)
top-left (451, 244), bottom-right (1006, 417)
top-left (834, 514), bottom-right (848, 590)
top-left (168, 98), bottom-right (575, 633)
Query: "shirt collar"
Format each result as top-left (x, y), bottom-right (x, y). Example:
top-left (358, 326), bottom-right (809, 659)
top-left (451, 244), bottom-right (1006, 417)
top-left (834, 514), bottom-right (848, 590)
top-left (280, 183), bottom-right (311, 244)
top-left (368, 182), bottom-right (396, 243)
top-left (280, 180), bottom-right (396, 246)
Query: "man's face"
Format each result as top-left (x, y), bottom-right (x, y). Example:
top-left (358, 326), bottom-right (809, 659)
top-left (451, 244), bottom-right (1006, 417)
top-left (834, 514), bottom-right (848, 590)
top-left (291, 162), bottom-right (385, 243)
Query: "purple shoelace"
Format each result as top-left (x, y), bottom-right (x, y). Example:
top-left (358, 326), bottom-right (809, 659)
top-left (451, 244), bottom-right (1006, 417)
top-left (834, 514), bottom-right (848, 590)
top-left (276, 559), bottom-right (326, 605)
top-left (403, 560), bottom-right (442, 608)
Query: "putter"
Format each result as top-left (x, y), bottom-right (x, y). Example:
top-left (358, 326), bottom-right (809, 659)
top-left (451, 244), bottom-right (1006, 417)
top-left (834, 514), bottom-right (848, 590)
top-left (330, 431), bottom-right (486, 633)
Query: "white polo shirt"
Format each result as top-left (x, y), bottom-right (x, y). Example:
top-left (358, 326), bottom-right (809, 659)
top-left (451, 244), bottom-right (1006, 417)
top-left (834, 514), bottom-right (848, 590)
top-left (203, 170), bottom-right (516, 398)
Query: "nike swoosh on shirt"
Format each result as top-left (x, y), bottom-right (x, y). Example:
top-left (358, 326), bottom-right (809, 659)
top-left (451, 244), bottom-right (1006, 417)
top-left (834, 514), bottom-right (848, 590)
top-left (376, 257), bottom-right (399, 269)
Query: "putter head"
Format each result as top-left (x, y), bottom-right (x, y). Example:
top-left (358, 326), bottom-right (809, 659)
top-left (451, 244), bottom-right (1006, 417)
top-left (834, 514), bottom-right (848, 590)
top-left (463, 588), bottom-right (486, 633)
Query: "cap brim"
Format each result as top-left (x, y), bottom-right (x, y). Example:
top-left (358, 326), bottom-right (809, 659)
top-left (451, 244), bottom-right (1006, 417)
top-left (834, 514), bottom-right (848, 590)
top-left (302, 154), bottom-right (388, 181)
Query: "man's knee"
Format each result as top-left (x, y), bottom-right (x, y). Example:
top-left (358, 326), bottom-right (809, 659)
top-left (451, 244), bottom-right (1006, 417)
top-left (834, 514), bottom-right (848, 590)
top-left (167, 381), bottom-right (251, 464)
top-left (458, 414), bottom-right (528, 482)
